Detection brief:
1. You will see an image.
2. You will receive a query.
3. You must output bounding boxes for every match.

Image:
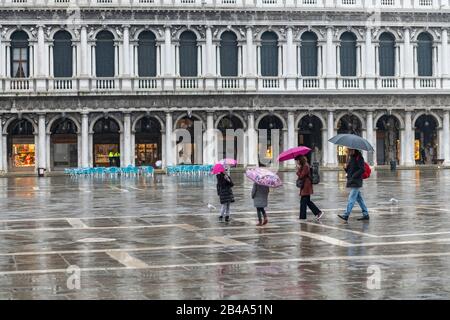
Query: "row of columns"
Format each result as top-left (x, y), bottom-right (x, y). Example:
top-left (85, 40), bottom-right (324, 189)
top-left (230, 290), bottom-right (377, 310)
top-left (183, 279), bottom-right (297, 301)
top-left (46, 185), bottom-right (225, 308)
top-left (1, 109), bottom-right (450, 172)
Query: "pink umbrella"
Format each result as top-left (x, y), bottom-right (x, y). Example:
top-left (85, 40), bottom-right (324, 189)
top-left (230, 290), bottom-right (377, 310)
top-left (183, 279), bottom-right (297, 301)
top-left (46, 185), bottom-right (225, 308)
top-left (218, 158), bottom-right (238, 167)
top-left (245, 168), bottom-right (282, 188)
top-left (211, 163), bottom-right (225, 175)
top-left (277, 146), bottom-right (311, 162)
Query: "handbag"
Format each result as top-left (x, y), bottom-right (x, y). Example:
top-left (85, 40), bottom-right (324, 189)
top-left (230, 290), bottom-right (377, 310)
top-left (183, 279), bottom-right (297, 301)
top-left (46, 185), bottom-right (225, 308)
top-left (296, 178), bottom-right (304, 189)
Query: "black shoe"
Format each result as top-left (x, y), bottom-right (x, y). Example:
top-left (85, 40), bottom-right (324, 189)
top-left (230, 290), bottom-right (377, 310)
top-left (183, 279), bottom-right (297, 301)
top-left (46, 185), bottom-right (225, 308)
top-left (225, 216), bottom-right (230, 222)
top-left (337, 214), bottom-right (348, 222)
top-left (357, 215), bottom-right (370, 221)
top-left (219, 216), bottom-right (223, 221)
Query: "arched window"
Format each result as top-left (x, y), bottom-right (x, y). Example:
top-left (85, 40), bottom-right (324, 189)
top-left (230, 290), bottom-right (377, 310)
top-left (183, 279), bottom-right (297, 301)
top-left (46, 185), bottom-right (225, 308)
top-left (179, 31), bottom-right (198, 77)
top-left (11, 31), bottom-right (29, 78)
top-left (53, 31), bottom-right (73, 78)
top-left (138, 31), bottom-right (157, 77)
top-left (9, 119), bottom-right (34, 135)
top-left (300, 32), bottom-right (318, 76)
top-left (379, 32), bottom-right (396, 77)
top-left (51, 118), bottom-right (77, 134)
top-left (220, 31), bottom-right (238, 77)
top-left (417, 32), bottom-right (433, 77)
top-left (260, 32), bottom-right (278, 76)
top-left (340, 32), bottom-right (357, 77)
top-left (96, 31), bottom-right (115, 77)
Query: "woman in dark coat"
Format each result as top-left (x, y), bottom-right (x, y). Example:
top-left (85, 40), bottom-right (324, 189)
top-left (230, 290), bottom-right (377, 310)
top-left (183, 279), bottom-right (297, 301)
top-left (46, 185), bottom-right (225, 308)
top-left (216, 171), bottom-right (234, 222)
top-left (296, 156), bottom-right (323, 220)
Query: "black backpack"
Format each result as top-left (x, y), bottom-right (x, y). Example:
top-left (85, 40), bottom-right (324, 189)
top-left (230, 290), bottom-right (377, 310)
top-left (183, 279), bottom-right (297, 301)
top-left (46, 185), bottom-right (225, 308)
top-left (296, 166), bottom-right (320, 188)
top-left (310, 166), bottom-right (320, 185)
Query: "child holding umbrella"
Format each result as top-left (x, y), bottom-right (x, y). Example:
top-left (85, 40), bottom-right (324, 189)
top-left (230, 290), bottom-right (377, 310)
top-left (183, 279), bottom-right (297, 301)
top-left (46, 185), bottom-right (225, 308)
top-left (212, 163), bottom-right (235, 222)
top-left (246, 167), bottom-right (282, 226)
top-left (252, 182), bottom-right (270, 226)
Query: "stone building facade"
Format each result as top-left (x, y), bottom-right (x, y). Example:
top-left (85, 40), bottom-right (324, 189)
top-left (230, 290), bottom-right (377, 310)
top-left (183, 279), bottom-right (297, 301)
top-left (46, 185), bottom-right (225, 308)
top-left (1, 0), bottom-right (450, 171)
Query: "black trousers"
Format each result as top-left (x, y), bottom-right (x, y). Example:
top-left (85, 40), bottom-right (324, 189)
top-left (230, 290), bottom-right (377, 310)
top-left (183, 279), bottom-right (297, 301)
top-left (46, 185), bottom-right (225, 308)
top-left (300, 196), bottom-right (321, 219)
top-left (256, 207), bottom-right (266, 221)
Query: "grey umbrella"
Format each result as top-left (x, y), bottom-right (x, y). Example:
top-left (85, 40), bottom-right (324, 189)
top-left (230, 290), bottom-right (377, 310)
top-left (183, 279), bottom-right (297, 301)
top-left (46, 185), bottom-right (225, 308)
top-left (328, 134), bottom-right (375, 152)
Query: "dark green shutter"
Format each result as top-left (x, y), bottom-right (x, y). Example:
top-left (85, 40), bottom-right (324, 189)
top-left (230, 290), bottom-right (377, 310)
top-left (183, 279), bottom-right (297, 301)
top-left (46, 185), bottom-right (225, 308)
top-left (53, 31), bottom-right (73, 78)
top-left (220, 32), bottom-right (238, 77)
top-left (261, 32), bottom-right (278, 76)
top-left (340, 32), bottom-right (357, 77)
top-left (379, 33), bottom-right (396, 77)
top-left (179, 31), bottom-right (198, 77)
top-left (301, 32), bottom-right (318, 76)
top-left (418, 33), bottom-right (433, 77)
top-left (96, 31), bottom-right (115, 77)
top-left (138, 31), bottom-right (157, 77)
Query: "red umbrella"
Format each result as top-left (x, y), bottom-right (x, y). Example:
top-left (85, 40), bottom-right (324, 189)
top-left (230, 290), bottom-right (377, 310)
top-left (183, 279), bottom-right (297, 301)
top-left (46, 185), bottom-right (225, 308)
top-left (277, 146), bottom-right (311, 162)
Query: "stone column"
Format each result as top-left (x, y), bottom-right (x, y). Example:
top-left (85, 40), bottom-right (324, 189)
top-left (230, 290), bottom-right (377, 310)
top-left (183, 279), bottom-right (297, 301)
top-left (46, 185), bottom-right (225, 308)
top-left (321, 128), bottom-right (328, 166)
top-left (365, 27), bottom-right (375, 89)
top-left (0, 35), bottom-right (4, 80)
top-left (205, 26), bottom-right (215, 90)
top-left (81, 113), bottom-right (89, 167)
top-left (38, 114), bottom-right (47, 170)
top-left (443, 110), bottom-right (450, 165)
top-left (36, 25), bottom-right (47, 91)
top-left (123, 113), bottom-right (131, 166)
top-left (0, 117), bottom-right (3, 172)
top-left (205, 112), bottom-right (215, 164)
top-left (245, 27), bottom-right (256, 90)
top-left (247, 112), bottom-right (258, 166)
top-left (163, 26), bottom-right (174, 90)
top-left (366, 110), bottom-right (375, 165)
top-left (165, 112), bottom-right (174, 167)
top-left (286, 27), bottom-right (296, 90)
top-left (325, 27), bottom-right (336, 89)
top-left (79, 26), bottom-right (89, 91)
top-left (403, 28), bottom-right (414, 89)
top-left (121, 25), bottom-right (132, 91)
top-left (404, 110), bottom-right (414, 166)
top-left (327, 110), bottom-right (337, 166)
top-left (286, 112), bottom-right (296, 166)
top-left (442, 29), bottom-right (450, 88)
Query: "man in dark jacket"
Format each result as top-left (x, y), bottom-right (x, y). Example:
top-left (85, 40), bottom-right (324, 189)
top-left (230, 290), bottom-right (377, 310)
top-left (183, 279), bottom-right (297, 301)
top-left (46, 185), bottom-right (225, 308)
top-left (338, 149), bottom-right (369, 222)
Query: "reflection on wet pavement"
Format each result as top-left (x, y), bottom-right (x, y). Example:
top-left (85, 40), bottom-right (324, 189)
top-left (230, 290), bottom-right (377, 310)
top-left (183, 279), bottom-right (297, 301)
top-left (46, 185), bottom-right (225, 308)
top-left (0, 170), bottom-right (450, 299)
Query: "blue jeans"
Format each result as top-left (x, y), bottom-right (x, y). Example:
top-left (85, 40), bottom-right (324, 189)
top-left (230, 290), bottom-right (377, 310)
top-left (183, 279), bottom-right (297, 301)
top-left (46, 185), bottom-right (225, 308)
top-left (344, 188), bottom-right (369, 218)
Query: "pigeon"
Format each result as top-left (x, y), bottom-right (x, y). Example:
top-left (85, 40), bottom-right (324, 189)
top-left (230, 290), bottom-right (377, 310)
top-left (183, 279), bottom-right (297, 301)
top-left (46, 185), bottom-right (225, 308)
top-left (389, 198), bottom-right (399, 205)
top-left (207, 203), bottom-right (217, 210)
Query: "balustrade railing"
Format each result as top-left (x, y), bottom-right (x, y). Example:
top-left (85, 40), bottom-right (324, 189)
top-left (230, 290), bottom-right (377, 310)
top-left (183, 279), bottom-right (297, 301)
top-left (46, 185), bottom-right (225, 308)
top-left (417, 77), bottom-right (437, 88)
top-left (178, 78), bottom-right (200, 89)
top-left (53, 78), bottom-right (74, 90)
top-left (8, 79), bottom-right (32, 91)
top-left (260, 77), bottom-right (280, 89)
top-left (95, 78), bottom-right (116, 90)
top-left (302, 77), bottom-right (320, 89)
top-left (379, 77), bottom-right (398, 89)
top-left (221, 78), bottom-right (240, 89)
top-left (1, 76), bottom-right (450, 94)
top-left (339, 77), bottom-right (360, 89)
top-left (0, 0), bottom-right (443, 8)
top-left (136, 78), bottom-right (159, 90)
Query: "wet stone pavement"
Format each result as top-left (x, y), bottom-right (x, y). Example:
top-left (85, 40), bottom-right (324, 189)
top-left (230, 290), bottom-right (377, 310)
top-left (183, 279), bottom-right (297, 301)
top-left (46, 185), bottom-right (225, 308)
top-left (0, 169), bottom-right (450, 299)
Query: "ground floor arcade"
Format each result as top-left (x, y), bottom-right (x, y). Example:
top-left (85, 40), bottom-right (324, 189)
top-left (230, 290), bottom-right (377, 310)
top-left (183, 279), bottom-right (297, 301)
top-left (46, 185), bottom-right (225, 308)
top-left (0, 95), bottom-right (449, 172)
